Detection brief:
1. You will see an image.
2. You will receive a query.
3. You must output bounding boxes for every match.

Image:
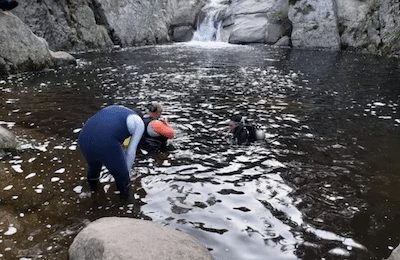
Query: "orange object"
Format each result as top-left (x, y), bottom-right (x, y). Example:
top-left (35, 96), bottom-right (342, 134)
top-left (150, 120), bottom-right (175, 139)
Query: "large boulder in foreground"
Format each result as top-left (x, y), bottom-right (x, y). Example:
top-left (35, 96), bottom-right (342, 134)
top-left (69, 217), bottom-right (213, 260)
top-left (0, 126), bottom-right (16, 150)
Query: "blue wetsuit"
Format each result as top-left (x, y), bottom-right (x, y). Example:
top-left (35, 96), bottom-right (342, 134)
top-left (78, 105), bottom-right (144, 197)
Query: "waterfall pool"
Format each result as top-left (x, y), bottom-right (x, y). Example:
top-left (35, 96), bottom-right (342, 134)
top-left (0, 43), bottom-right (399, 259)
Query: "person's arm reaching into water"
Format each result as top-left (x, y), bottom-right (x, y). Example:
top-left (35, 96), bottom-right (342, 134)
top-left (125, 114), bottom-right (145, 170)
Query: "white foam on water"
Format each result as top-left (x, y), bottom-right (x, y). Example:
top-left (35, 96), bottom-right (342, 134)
top-left (73, 186), bottom-right (82, 194)
top-left (103, 184), bottom-right (110, 193)
top-left (4, 226), bottom-right (17, 235)
top-left (11, 165), bottom-right (23, 173)
top-left (162, 160), bottom-right (171, 166)
top-left (3, 185), bottom-right (13, 191)
top-left (329, 248), bottom-right (350, 256)
top-left (25, 173), bottom-right (36, 179)
top-left (54, 145), bottom-right (65, 149)
top-left (28, 158), bottom-right (36, 163)
top-left (306, 226), bottom-right (366, 250)
top-left (68, 145), bottom-right (77, 151)
top-left (34, 184), bottom-right (44, 194)
top-left (55, 168), bottom-right (65, 174)
top-left (262, 159), bottom-right (286, 168)
top-left (73, 128), bottom-right (81, 133)
top-left (51, 177), bottom-right (60, 182)
top-left (176, 41), bottom-right (245, 49)
top-left (373, 102), bottom-right (386, 106)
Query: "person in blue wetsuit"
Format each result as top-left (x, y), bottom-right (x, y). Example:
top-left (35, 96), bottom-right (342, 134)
top-left (78, 105), bottom-right (144, 199)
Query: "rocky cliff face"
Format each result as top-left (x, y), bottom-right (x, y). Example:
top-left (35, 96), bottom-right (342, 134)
top-left (11, 0), bottom-right (205, 51)
top-left (2, 0), bottom-right (399, 60)
top-left (208, 0), bottom-right (400, 56)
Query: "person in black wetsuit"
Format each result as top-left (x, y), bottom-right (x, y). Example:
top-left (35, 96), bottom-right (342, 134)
top-left (138, 102), bottom-right (175, 152)
top-left (228, 114), bottom-right (265, 145)
top-left (0, 0), bottom-right (18, 11)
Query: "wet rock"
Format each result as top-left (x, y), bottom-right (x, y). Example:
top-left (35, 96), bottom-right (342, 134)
top-left (378, 0), bottom-right (400, 57)
top-left (336, 0), bottom-right (380, 53)
top-left (69, 217), bottom-right (212, 260)
top-left (13, 1), bottom-right (113, 51)
top-left (224, 0), bottom-right (290, 44)
top-left (50, 51), bottom-right (76, 66)
top-left (0, 11), bottom-right (53, 74)
top-left (274, 36), bottom-right (290, 46)
top-left (172, 25), bottom-right (194, 42)
top-left (387, 244), bottom-right (400, 260)
top-left (170, 0), bottom-right (206, 27)
top-left (288, 0), bottom-right (340, 50)
top-left (229, 14), bottom-right (268, 44)
top-left (92, 0), bottom-right (202, 46)
top-left (0, 126), bottom-right (16, 149)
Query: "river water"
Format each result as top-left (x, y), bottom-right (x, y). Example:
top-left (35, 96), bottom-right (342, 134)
top-left (0, 42), bottom-right (399, 259)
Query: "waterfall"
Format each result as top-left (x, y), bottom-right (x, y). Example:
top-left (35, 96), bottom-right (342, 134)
top-left (192, 0), bottom-right (228, 42)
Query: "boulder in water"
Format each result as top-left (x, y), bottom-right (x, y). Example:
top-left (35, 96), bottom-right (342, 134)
top-left (50, 50), bottom-right (76, 66)
top-left (69, 217), bottom-right (213, 260)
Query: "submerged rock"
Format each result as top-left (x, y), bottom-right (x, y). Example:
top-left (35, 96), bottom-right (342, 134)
top-left (69, 217), bottom-right (213, 260)
top-left (0, 126), bottom-right (16, 149)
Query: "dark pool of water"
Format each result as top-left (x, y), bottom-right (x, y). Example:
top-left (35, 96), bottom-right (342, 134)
top-left (0, 42), bottom-right (399, 259)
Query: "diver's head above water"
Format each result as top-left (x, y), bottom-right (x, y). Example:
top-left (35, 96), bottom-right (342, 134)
top-left (229, 114), bottom-right (244, 130)
top-left (147, 102), bottom-right (163, 119)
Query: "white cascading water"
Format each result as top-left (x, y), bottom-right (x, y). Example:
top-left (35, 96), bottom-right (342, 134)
top-left (192, 0), bottom-right (228, 41)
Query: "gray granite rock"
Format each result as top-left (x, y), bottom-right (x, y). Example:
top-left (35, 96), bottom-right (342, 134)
top-left (69, 217), bottom-right (213, 260)
top-left (288, 0), bottom-right (340, 50)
